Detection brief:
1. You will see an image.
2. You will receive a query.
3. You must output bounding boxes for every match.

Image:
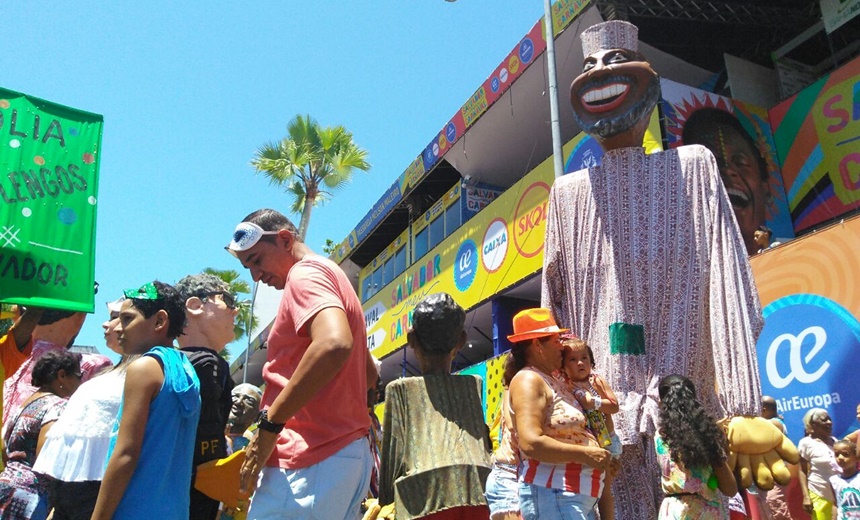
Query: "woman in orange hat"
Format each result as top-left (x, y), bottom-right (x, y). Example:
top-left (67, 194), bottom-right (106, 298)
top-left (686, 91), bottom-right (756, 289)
top-left (506, 308), bottom-right (611, 520)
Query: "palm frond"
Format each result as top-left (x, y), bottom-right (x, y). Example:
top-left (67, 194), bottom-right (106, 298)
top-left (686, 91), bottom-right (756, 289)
top-left (286, 181), bottom-right (307, 214)
top-left (252, 113), bottom-right (371, 239)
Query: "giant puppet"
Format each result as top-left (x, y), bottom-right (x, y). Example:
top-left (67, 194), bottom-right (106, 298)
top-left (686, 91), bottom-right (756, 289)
top-left (540, 20), bottom-right (797, 518)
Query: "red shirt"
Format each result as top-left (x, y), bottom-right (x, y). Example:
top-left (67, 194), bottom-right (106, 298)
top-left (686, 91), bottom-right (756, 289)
top-left (262, 255), bottom-right (370, 469)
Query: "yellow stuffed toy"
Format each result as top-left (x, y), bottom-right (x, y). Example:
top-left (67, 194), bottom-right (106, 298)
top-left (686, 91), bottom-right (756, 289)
top-left (194, 450), bottom-right (251, 510)
top-left (726, 416), bottom-right (800, 490)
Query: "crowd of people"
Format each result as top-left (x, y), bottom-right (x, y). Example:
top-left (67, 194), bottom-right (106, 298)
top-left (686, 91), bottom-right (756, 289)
top-left (371, 303), bottom-right (860, 520)
top-left (0, 196), bottom-right (857, 520)
top-left (0, 272), bottom-right (261, 520)
top-left (1, 11), bottom-right (842, 520)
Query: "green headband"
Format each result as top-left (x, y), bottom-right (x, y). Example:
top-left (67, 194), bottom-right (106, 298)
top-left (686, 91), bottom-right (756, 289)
top-left (123, 282), bottom-right (160, 300)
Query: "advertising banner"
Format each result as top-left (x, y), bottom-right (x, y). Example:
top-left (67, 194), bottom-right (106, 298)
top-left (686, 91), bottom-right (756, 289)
top-left (750, 215), bottom-right (860, 445)
top-left (821, 0), bottom-right (860, 33)
top-left (0, 88), bottom-right (102, 312)
top-left (366, 140), bottom-right (558, 358)
top-left (332, 156), bottom-right (426, 265)
top-left (661, 79), bottom-right (795, 248)
top-left (462, 183), bottom-right (504, 219)
top-left (551, 0), bottom-right (591, 37)
top-left (769, 56), bottom-right (860, 234)
top-left (422, 20), bottom-right (550, 171)
top-left (420, 0), bottom-right (593, 172)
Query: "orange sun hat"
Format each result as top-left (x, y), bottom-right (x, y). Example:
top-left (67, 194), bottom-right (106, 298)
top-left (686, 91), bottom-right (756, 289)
top-left (507, 308), bottom-right (569, 343)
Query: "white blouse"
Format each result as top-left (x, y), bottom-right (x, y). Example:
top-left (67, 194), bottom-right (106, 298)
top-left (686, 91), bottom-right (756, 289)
top-left (33, 368), bottom-right (126, 481)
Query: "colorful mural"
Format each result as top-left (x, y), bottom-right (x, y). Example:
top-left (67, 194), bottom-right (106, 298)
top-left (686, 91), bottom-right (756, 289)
top-left (769, 55), bottom-right (860, 234)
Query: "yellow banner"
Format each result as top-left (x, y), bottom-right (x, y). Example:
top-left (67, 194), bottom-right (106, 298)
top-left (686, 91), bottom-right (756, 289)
top-left (463, 87), bottom-right (490, 127)
top-left (552, 0), bottom-right (591, 36)
top-left (366, 144), bottom-right (557, 358)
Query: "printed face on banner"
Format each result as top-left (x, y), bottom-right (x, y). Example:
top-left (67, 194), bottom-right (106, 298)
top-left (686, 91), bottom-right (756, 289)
top-left (683, 111), bottom-right (771, 254)
top-left (660, 79), bottom-right (795, 251)
top-left (0, 90), bottom-right (102, 312)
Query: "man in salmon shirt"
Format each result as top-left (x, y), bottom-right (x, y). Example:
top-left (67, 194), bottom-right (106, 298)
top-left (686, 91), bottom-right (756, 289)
top-left (227, 208), bottom-right (377, 519)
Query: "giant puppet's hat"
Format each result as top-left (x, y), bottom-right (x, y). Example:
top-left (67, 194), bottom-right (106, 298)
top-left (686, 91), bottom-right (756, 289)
top-left (580, 20), bottom-right (639, 58)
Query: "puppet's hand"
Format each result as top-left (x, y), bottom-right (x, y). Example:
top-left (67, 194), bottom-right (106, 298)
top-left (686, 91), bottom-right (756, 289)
top-left (726, 416), bottom-right (799, 490)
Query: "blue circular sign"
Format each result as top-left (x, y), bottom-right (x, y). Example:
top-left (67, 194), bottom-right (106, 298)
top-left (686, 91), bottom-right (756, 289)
top-left (490, 77), bottom-right (500, 93)
top-left (565, 136), bottom-right (604, 174)
top-left (757, 294), bottom-right (860, 446)
top-left (423, 146), bottom-right (436, 168)
top-left (453, 240), bottom-right (478, 292)
top-left (446, 122), bottom-right (457, 144)
top-left (519, 37), bottom-right (534, 64)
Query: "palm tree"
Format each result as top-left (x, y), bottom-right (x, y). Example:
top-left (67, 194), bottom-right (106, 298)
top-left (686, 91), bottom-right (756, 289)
top-left (203, 268), bottom-right (256, 360)
top-left (251, 114), bottom-right (371, 240)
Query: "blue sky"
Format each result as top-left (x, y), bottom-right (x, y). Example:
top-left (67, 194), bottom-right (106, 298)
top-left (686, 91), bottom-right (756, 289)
top-left (1, 2), bottom-right (545, 360)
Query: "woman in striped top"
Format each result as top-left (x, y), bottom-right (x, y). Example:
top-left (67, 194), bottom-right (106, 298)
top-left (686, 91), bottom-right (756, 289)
top-left (506, 309), bottom-right (611, 520)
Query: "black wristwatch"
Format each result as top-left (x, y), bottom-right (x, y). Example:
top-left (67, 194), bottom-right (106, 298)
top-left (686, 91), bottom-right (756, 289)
top-left (257, 410), bottom-right (285, 434)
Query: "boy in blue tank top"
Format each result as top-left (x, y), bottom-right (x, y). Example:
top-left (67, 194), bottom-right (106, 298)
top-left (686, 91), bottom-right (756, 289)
top-left (92, 281), bottom-right (201, 520)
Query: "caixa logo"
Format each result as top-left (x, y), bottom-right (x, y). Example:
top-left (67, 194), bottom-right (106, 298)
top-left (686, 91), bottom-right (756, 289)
top-left (756, 294), bottom-right (860, 445)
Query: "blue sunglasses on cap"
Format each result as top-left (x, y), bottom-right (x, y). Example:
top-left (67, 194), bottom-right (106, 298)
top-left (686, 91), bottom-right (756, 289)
top-left (225, 222), bottom-right (279, 257)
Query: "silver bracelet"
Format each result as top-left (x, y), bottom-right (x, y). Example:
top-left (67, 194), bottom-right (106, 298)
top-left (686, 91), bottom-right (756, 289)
top-left (592, 396), bottom-right (602, 410)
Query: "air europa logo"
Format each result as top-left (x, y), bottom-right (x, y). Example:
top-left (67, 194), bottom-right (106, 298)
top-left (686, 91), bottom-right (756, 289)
top-left (756, 294), bottom-right (860, 446)
top-left (765, 326), bottom-right (829, 389)
top-left (513, 182), bottom-right (550, 258)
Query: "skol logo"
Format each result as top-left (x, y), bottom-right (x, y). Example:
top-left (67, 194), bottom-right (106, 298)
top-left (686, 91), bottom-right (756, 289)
top-left (512, 182), bottom-right (550, 258)
top-left (765, 325), bottom-right (830, 389)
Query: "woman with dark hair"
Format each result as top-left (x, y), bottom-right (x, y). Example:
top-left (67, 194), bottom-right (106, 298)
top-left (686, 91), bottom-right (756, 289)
top-left (33, 298), bottom-right (139, 520)
top-left (656, 374), bottom-right (737, 519)
top-left (379, 293), bottom-right (492, 519)
top-left (507, 308), bottom-right (610, 520)
top-left (0, 350), bottom-right (82, 519)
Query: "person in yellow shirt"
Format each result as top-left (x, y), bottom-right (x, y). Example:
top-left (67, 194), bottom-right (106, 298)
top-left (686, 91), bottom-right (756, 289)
top-left (0, 305), bottom-right (45, 470)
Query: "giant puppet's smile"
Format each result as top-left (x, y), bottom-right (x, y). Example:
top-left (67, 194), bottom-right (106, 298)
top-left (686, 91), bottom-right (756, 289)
top-left (578, 77), bottom-right (632, 113)
top-left (570, 50), bottom-right (660, 140)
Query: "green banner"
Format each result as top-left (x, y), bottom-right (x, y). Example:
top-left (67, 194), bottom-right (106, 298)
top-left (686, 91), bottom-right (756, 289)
top-left (0, 88), bottom-right (102, 312)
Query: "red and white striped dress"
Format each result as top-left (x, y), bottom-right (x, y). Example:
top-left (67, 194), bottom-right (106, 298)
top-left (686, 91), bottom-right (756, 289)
top-left (515, 367), bottom-right (604, 498)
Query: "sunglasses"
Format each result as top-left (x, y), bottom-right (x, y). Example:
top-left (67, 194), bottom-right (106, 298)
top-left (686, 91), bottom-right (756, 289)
top-left (202, 291), bottom-right (237, 310)
top-left (225, 222), bottom-right (279, 257)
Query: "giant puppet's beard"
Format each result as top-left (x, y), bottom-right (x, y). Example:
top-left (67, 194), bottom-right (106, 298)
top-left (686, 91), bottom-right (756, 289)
top-left (573, 73), bottom-right (661, 140)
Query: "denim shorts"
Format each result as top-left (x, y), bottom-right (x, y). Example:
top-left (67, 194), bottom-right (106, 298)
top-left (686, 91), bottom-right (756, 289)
top-left (247, 437), bottom-right (372, 520)
top-left (484, 463), bottom-right (519, 516)
top-left (519, 481), bottom-right (598, 520)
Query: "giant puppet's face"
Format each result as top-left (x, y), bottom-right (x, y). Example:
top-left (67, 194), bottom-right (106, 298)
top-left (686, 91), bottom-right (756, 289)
top-left (570, 48), bottom-right (660, 145)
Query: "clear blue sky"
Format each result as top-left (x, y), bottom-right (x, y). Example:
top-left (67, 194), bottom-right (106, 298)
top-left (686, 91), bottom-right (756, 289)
top-left (1, 2), bottom-right (546, 360)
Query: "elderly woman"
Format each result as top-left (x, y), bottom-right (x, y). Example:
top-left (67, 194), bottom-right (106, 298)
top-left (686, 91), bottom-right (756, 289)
top-left (380, 293), bottom-right (492, 520)
top-left (33, 298), bottom-right (137, 520)
top-left (0, 349), bottom-right (83, 520)
top-left (506, 308), bottom-right (610, 520)
top-left (798, 408), bottom-right (838, 520)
